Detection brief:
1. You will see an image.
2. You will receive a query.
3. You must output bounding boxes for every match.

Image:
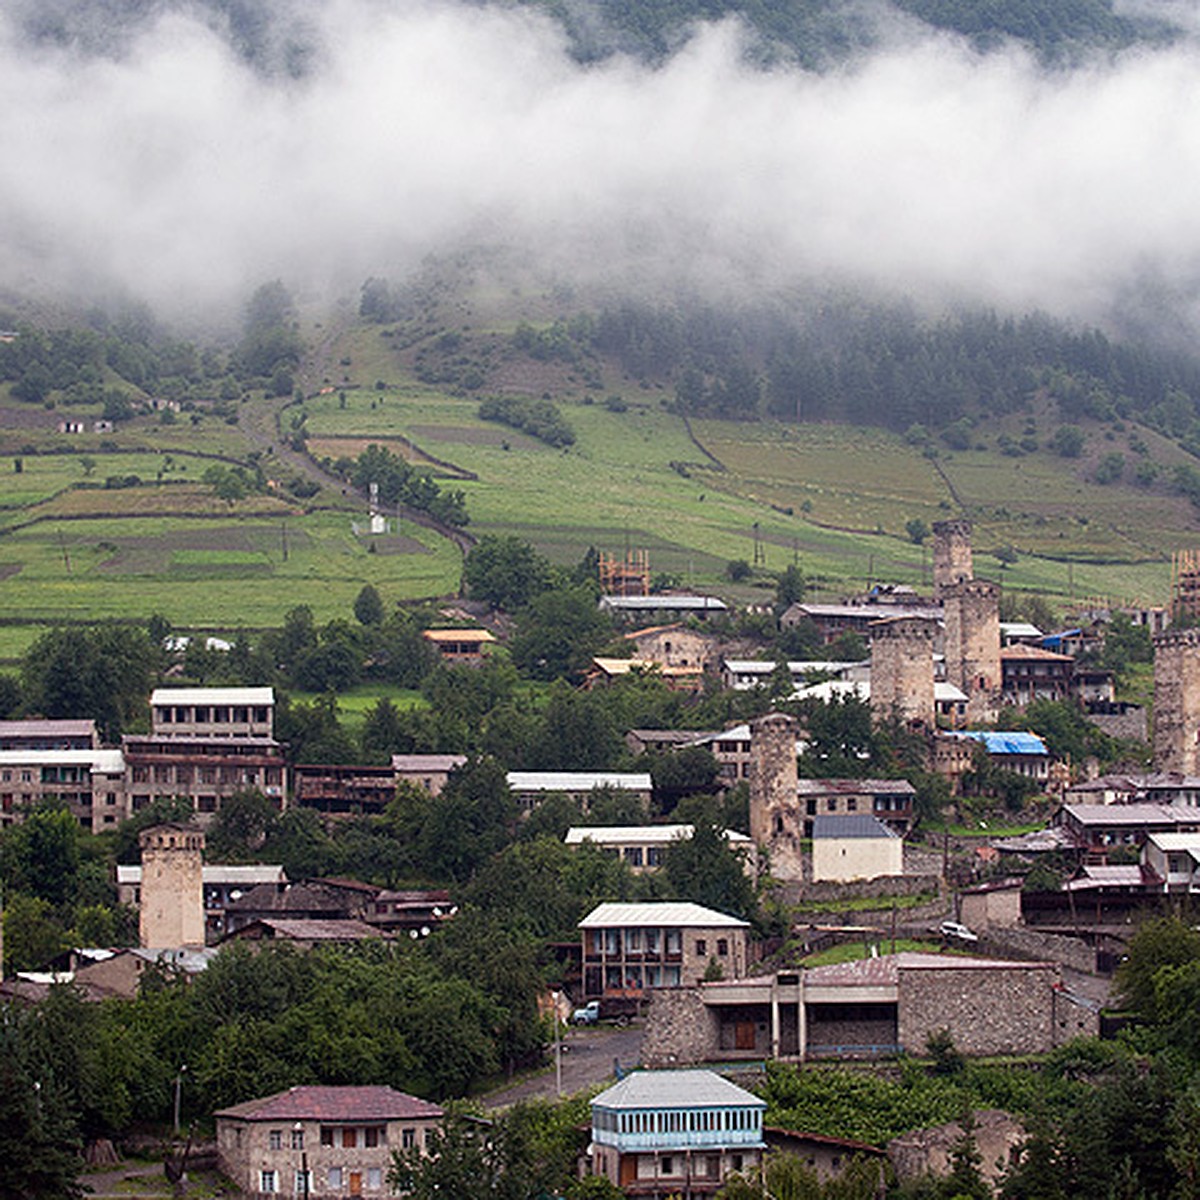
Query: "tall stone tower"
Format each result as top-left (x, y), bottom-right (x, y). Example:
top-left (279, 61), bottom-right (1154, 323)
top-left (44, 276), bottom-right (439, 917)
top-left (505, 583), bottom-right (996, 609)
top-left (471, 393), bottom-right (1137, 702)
top-left (869, 616), bottom-right (937, 728)
top-left (1153, 629), bottom-right (1200, 775)
top-left (749, 712), bottom-right (803, 882)
top-left (139, 824), bottom-right (205, 949)
top-left (932, 519), bottom-right (974, 599)
top-left (942, 579), bottom-right (1002, 725)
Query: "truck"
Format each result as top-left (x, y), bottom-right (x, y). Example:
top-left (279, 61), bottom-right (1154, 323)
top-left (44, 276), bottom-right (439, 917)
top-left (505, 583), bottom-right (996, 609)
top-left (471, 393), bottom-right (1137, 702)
top-left (570, 997), bottom-right (639, 1027)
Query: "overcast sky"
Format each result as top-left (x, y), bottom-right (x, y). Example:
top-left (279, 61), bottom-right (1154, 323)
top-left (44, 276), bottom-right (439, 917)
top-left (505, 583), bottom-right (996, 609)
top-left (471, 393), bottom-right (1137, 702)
top-left (2, 0), bottom-right (1200, 333)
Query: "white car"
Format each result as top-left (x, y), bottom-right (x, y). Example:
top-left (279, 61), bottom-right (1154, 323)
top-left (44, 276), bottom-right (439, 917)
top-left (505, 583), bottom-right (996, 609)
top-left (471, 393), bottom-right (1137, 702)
top-left (939, 920), bottom-right (979, 943)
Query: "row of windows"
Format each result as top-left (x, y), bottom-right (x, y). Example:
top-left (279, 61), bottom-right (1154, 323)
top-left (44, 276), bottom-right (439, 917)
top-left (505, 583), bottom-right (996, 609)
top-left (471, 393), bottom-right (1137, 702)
top-left (603, 965), bottom-right (682, 990)
top-left (259, 1166), bottom-right (384, 1193)
top-left (591, 929), bottom-right (684, 955)
top-left (131, 764), bottom-right (282, 785)
top-left (156, 706), bottom-right (270, 724)
top-left (596, 1106), bottom-right (760, 1135)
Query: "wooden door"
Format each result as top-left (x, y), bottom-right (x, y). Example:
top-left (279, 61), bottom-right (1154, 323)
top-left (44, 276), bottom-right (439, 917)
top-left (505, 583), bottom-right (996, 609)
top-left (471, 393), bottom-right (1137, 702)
top-left (619, 1155), bottom-right (637, 1186)
top-left (735, 1020), bottom-right (756, 1050)
top-left (349, 1170), bottom-right (363, 1195)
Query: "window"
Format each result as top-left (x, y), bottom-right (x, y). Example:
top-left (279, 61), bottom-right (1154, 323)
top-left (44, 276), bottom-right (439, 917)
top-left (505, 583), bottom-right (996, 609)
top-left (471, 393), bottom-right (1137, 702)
top-left (320, 1128), bottom-right (334, 1147)
top-left (661, 1156), bottom-right (675, 1176)
top-left (295, 1170), bottom-right (311, 1193)
top-left (343, 1128), bottom-right (356, 1149)
top-left (260, 1170), bottom-right (277, 1193)
top-left (695, 939), bottom-right (707, 956)
top-left (291, 1128), bottom-right (304, 1149)
top-left (402, 1128), bottom-right (416, 1149)
top-left (716, 938), bottom-right (728, 956)
top-left (268, 1130), bottom-right (283, 1150)
top-left (327, 1167), bottom-right (342, 1189)
top-left (367, 1167), bottom-right (382, 1190)
top-left (364, 1127), bottom-right (380, 1148)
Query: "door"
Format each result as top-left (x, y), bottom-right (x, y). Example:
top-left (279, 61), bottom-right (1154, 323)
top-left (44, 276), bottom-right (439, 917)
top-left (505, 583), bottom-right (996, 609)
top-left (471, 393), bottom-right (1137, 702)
top-left (349, 1171), bottom-right (363, 1196)
top-left (619, 1155), bottom-right (637, 1186)
top-left (735, 1021), bottom-right (756, 1050)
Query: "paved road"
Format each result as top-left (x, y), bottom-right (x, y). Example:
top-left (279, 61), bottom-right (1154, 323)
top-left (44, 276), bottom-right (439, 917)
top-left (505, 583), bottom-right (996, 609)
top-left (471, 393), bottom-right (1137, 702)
top-left (484, 1024), bottom-right (645, 1110)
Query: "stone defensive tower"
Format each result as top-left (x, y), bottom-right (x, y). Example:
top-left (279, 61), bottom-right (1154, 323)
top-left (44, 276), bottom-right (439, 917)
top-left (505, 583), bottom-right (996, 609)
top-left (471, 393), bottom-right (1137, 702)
top-left (932, 519), bottom-right (974, 599)
top-left (749, 711), bottom-right (803, 882)
top-left (138, 824), bottom-right (205, 949)
top-left (869, 616), bottom-right (937, 729)
top-left (1153, 628), bottom-right (1200, 775)
top-left (942, 579), bottom-right (1001, 725)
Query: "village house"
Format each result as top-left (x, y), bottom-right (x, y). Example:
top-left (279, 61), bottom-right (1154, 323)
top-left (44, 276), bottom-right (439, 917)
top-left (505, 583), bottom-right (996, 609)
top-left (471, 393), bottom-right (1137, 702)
top-left (1053, 803), bottom-right (1200, 857)
top-left (579, 901), bottom-right (751, 1001)
top-left (291, 762), bottom-right (399, 815)
top-left (585, 1069), bottom-right (766, 1198)
top-left (599, 593), bottom-right (728, 623)
top-left (588, 657), bottom-right (704, 692)
top-left (623, 622), bottom-right (720, 671)
top-left (0, 746), bottom-right (127, 833)
top-left (811, 813), bottom-right (904, 882)
top-left (0, 718), bottom-right (99, 750)
top-left (564, 824), bottom-right (756, 876)
top-left (391, 753), bottom-right (468, 797)
top-left (420, 627), bottom-right (496, 664)
top-left (1000, 644), bottom-right (1074, 707)
top-left (794, 778), bottom-right (917, 836)
top-left (215, 1084), bottom-right (443, 1198)
top-left (507, 770), bottom-right (653, 814)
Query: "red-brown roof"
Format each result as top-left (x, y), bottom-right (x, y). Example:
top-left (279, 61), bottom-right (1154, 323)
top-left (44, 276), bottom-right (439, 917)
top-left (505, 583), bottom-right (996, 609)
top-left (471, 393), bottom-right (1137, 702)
top-left (1000, 644), bottom-right (1073, 662)
top-left (215, 1085), bottom-right (442, 1123)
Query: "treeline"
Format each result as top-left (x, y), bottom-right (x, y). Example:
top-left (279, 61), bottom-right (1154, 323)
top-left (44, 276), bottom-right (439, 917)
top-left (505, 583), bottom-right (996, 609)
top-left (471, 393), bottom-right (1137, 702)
top-left (336, 443), bottom-right (469, 527)
top-left (591, 298), bottom-right (1200, 445)
top-left (478, 395), bottom-right (576, 448)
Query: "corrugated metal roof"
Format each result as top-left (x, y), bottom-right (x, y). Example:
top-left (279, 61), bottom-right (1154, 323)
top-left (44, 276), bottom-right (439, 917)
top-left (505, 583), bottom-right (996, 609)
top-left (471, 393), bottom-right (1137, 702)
top-left (117, 864), bottom-right (286, 885)
top-left (507, 771), bottom-right (652, 792)
top-left (812, 814), bottom-right (899, 840)
top-left (565, 825), bottom-right (751, 846)
top-left (392, 754), bottom-right (468, 771)
top-left (151, 686), bottom-right (274, 706)
top-left (600, 595), bottom-right (728, 611)
top-left (0, 749), bottom-right (124, 770)
top-left (592, 1070), bottom-right (764, 1111)
top-left (579, 901), bottom-right (749, 929)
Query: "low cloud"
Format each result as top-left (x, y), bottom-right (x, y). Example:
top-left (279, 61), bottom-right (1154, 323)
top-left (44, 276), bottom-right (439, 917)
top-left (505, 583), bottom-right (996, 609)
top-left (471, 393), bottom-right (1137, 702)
top-left (2, 0), bottom-right (1200, 334)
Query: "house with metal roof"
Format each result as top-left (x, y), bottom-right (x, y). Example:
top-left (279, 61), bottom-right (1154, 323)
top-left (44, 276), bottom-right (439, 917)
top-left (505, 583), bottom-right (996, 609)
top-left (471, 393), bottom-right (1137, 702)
top-left (150, 686), bottom-right (275, 738)
top-left (564, 824), bottom-right (755, 875)
top-left (216, 1085), bottom-right (442, 1198)
top-left (507, 771), bottom-right (652, 814)
top-left (586, 1069), bottom-right (765, 1198)
top-left (579, 902), bottom-right (751, 1000)
top-left (599, 594), bottom-right (728, 622)
top-left (811, 813), bottom-right (903, 882)
top-left (942, 730), bottom-right (1051, 782)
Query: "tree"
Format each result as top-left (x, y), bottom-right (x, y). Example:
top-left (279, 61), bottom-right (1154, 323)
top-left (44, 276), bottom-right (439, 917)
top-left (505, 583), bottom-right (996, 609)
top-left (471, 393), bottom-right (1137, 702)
top-left (662, 814), bottom-right (757, 920)
top-left (206, 789), bottom-right (278, 861)
top-left (463, 536), bottom-right (553, 611)
top-left (389, 1109), bottom-right (512, 1200)
top-left (775, 563), bottom-right (806, 609)
top-left (1115, 916), bottom-right (1200, 1021)
top-left (726, 559), bottom-right (752, 582)
top-left (510, 586), bottom-right (613, 682)
top-left (1051, 425), bottom-right (1085, 457)
top-left (354, 584), bottom-right (385, 626)
top-left (906, 517), bottom-right (931, 545)
top-left (1, 806), bottom-right (82, 908)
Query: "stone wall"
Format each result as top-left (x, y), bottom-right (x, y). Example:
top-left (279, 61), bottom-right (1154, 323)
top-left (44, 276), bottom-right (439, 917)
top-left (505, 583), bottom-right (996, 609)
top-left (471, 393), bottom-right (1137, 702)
top-left (869, 617), bottom-right (937, 728)
top-left (642, 988), bottom-right (718, 1068)
top-left (1086, 709), bottom-right (1148, 742)
top-left (980, 927), bottom-right (1096, 974)
top-left (796, 873), bottom-right (942, 904)
top-left (1153, 629), bottom-right (1200, 774)
top-left (932, 519), bottom-right (974, 598)
top-left (750, 712), bottom-right (803, 882)
top-left (897, 963), bottom-right (1058, 1055)
top-left (942, 579), bottom-right (1001, 725)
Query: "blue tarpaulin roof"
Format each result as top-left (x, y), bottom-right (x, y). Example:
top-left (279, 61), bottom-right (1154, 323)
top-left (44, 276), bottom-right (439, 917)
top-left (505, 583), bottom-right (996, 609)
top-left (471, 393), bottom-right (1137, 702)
top-left (950, 730), bottom-right (1048, 756)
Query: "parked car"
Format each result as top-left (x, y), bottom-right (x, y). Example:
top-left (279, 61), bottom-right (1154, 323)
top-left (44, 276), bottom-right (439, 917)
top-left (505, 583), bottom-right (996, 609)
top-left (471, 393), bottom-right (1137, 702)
top-left (938, 920), bottom-right (979, 943)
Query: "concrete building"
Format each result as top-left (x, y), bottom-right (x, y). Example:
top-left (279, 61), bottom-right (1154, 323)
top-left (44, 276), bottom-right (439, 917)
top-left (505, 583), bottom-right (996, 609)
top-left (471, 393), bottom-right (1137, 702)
top-left (932, 518), bottom-right (974, 598)
top-left (0, 719), bottom-right (99, 750)
top-left (599, 594), bottom-right (728, 623)
top-left (215, 1085), bottom-right (443, 1198)
top-left (122, 732), bottom-right (287, 820)
top-left (564, 824), bottom-right (756, 876)
top-left (586, 1070), bottom-right (766, 1198)
top-left (138, 824), bottom-right (205, 949)
top-left (579, 901), bottom-right (751, 1000)
top-left (1143, 832), bottom-right (1200, 892)
top-left (868, 616), bottom-right (937, 728)
top-left (1154, 628), bottom-right (1200, 775)
top-left (292, 763), bottom-right (398, 815)
top-left (150, 686), bottom-right (275, 738)
top-left (811, 814), bottom-right (903, 882)
top-left (942, 579), bottom-right (1001, 724)
top-left (749, 711), bottom-right (802, 881)
top-left (0, 748), bottom-right (126, 833)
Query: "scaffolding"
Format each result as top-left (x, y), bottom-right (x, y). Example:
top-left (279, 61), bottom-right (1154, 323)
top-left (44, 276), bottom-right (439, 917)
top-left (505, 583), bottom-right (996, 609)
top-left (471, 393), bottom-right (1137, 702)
top-left (599, 550), bottom-right (650, 597)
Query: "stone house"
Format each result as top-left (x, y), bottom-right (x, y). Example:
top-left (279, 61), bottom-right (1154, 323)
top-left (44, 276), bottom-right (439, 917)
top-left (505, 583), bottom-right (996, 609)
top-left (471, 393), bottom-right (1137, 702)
top-left (623, 622), bottom-right (719, 670)
top-left (420, 628), bottom-right (496, 664)
top-left (889, 1110), bottom-right (1024, 1192)
top-left (579, 901), bottom-right (751, 1001)
top-left (391, 754), bottom-right (467, 797)
top-left (585, 1069), bottom-right (765, 1198)
top-left (642, 954), bottom-right (1093, 1067)
top-left (215, 1084), bottom-right (442, 1197)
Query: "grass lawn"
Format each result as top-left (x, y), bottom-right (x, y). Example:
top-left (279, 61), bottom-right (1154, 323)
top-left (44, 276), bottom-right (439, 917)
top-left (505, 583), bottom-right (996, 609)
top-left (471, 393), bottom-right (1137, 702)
top-left (286, 684), bottom-right (427, 737)
top-left (801, 938), bottom-right (962, 966)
